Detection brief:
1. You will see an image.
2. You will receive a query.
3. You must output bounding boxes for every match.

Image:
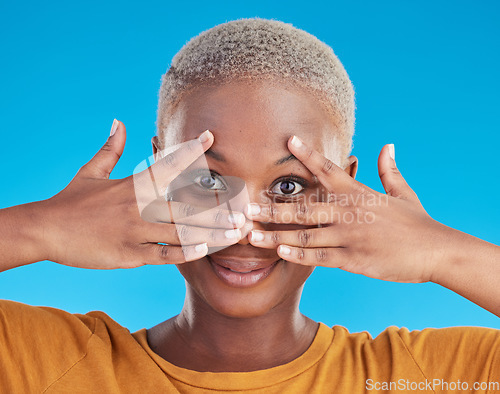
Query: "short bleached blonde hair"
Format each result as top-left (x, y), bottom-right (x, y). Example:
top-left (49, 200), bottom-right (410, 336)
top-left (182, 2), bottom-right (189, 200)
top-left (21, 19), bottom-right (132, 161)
top-left (156, 17), bottom-right (356, 160)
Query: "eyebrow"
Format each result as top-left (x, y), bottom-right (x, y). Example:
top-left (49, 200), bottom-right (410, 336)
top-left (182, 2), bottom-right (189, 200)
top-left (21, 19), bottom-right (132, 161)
top-left (205, 149), bottom-right (298, 166)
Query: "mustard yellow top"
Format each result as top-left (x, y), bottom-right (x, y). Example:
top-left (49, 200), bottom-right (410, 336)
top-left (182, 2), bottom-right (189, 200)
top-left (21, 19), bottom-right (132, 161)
top-left (1, 299), bottom-right (499, 393)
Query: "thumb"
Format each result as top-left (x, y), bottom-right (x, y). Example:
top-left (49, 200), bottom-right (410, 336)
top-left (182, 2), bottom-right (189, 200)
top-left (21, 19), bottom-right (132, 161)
top-left (378, 144), bottom-right (419, 201)
top-left (78, 119), bottom-right (126, 179)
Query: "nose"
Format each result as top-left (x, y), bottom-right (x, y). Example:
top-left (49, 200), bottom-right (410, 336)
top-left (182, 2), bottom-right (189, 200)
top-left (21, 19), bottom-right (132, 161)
top-left (237, 216), bottom-right (269, 245)
top-left (237, 184), bottom-right (269, 245)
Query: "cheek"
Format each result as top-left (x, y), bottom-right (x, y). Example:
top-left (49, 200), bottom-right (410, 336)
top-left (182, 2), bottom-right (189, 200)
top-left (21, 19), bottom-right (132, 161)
top-left (291, 264), bottom-right (315, 283)
top-left (175, 260), bottom-right (205, 286)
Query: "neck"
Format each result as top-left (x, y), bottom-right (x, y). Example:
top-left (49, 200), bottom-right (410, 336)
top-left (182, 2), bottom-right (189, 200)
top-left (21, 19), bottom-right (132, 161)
top-left (149, 287), bottom-right (319, 372)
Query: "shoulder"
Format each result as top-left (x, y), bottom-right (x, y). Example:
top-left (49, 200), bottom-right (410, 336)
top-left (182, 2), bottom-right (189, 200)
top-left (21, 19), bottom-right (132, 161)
top-left (332, 324), bottom-right (500, 345)
top-left (0, 298), bottom-right (136, 364)
top-left (385, 325), bottom-right (500, 356)
top-left (1, 298), bottom-right (139, 352)
top-left (366, 326), bottom-right (500, 381)
top-left (0, 298), bottom-right (96, 342)
top-left (333, 324), bottom-right (500, 356)
top-left (0, 299), bottom-right (129, 391)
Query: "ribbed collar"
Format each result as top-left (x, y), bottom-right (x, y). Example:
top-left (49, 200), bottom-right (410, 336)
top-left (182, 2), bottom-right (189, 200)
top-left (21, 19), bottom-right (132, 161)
top-left (132, 322), bottom-right (334, 391)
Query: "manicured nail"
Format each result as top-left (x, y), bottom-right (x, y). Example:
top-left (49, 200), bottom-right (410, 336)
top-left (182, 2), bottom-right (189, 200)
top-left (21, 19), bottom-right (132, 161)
top-left (198, 130), bottom-right (211, 143)
top-left (250, 230), bottom-right (264, 242)
top-left (225, 229), bottom-right (241, 239)
top-left (388, 144), bottom-right (395, 161)
top-left (279, 245), bottom-right (291, 255)
top-left (228, 213), bottom-right (245, 225)
top-left (195, 243), bottom-right (208, 254)
top-left (110, 119), bottom-right (119, 136)
top-left (245, 203), bottom-right (261, 216)
top-left (291, 136), bottom-right (303, 148)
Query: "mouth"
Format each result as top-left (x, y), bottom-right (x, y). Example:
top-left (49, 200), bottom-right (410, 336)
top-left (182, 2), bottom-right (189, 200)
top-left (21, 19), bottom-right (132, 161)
top-left (207, 255), bottom-right (283, 288)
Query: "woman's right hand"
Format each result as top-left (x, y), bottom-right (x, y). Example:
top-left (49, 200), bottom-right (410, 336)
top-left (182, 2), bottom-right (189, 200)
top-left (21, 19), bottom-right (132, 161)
top-left (34, 120), bottom-right (245, 269)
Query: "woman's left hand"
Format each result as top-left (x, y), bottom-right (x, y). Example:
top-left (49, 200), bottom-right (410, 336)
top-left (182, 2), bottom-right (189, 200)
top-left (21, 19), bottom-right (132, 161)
top-left (245, 136), bottom-right (459, 284)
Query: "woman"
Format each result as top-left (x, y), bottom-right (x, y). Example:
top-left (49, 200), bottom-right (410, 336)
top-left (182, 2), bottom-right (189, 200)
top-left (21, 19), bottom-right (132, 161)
top-left (1, 18), bottom-right (499, 393)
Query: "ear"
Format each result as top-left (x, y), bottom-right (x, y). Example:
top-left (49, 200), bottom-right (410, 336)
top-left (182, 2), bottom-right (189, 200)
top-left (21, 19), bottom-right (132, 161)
top-left (151, 136), bottom-right (160, 161)
top-left (343, 155), bottom-right (358, 179)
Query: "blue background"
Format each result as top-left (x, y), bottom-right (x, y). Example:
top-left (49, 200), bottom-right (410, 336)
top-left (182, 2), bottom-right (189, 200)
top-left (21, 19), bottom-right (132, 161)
top-left (0, 0), bottom-right (498, 337)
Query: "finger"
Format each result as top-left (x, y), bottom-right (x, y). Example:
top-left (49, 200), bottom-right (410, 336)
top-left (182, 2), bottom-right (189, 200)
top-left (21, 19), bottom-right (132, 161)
top-left (244, 201), bottom-right (347, 225)
top-left (144, 222), bottom-right (243, 247)
top-left (141, 199), bottom-right (246, 229)
top-left (377, 144), bottom-right (419, 202)
top-left (142, 242), bottom-right (209, 265)
top-left (78, 119), bottom-right (126, 179)
top-left (276, 244), bottom-right (347, 268)
top-left (287, 135), bottom-right (362, 194)
top-left (248, 227), bottom-right (343, 249)
top-left (135, 130), bottom-right (214, 199)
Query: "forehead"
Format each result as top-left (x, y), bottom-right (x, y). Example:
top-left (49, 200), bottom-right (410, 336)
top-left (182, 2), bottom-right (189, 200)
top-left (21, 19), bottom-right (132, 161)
top-left (163, 78), bottom-right (342, 164)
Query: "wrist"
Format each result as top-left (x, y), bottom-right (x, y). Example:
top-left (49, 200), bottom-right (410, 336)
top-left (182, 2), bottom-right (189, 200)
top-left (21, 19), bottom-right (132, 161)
top-left (428, 222), bottom-right (500, 316)
top-left (429, 223), bottom-right (481, 285)
top-left (427, 222), bottom-right (464, 285)
top-left (0, 201), bottom-right (51, 272)
top-left (21, 200), bottom-right (53, 263)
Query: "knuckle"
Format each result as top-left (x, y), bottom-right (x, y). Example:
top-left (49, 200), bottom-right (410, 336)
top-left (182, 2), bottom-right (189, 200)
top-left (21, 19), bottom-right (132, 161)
top-left (386, 186), bottom-right (401, 198)
top-left (181, 246), bottom-right (193, 262)
top-left (126, 198), bottom-right (141, 217)
top-left (164, 151), bottom-right (178, 169)
top-left (270, 231), bottom-right (280, 245)
top-left (100, 141), bottom-right (114, 153)
top-left (213, 209), bottom-right (223, 224)
top-left (297, 229), bottom-right (312, 247)
top-left (304, 147), bottom-right (314, 160)
top-left (321, 159), bottom-right (335, 174)
top-left (124, 215), bottom-right (141, 234)
top-left (181, 203), bottom-right (195, 218)
top-left (185, 140), bottom-right (195, 152)
top-left (295, 202), bottom-right (308, 221)
top-left (296, 248), bottom-right (306, 260)
top-left (354, 181), bottom-right (368, 196)
top-left (177, 225), bottom-right (190, 243)
top-left (119, 239), bottom-right (134, 255)
top-left (316, 248), bottom-right (328, 262)
top-left (327, 192), bottom-right (338, 204)
top-left (210, 229), bottom-right (218, 243)
top-left (390, 166), bottom-right (401, 176)
top-left (159, 245), bottom-right (170, 259)
top-left (268, 204), bottom-right (278, 221)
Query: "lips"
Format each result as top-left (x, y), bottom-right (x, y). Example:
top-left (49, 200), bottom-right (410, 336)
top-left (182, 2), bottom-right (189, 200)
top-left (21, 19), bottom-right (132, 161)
top-left (207, 255), bottom-right (282, 287)
top-left (207, 256), bottom-right (280, 273)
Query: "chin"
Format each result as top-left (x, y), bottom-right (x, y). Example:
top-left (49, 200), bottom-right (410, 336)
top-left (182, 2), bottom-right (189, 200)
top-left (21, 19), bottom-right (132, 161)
top-left (203, 289), bottom-right (282, 319)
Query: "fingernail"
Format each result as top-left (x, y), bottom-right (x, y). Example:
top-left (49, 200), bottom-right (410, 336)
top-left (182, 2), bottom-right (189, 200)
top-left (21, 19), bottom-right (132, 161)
top-left (245, 203), bottom-right (261, 216)
top-left (291, 136), bottom-right (303, 148)
top-left (279, 245), bottom-right (291, 255)
top-left (110, 119), bottom-right (119, 136)
top-left (250, 230), bottom-right (264, 242)
top-left (228, 213), bottom-right (245, 225)
top-left (388, 144), bottom-right (395, 161)
top-left (225, 229), bottom-right (241, 239)
top-left (195, 243), bottom-right (208, 254)
top-left (198, 130), bottom-right (211, 143)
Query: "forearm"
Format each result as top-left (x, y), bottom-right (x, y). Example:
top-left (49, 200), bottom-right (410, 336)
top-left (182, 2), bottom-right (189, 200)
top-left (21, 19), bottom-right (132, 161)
top-left (431, 225), bottom-right (500, 317)
top-left (0, 201), bottom-right (48, 272)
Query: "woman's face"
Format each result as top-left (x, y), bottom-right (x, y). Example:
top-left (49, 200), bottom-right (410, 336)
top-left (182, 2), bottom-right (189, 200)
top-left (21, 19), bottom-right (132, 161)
top-left (153, 78), bottom-right (356, 319)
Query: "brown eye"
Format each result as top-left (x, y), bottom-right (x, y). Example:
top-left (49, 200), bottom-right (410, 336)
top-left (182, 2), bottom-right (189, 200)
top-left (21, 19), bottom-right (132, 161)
top-left (271, 180), bottom-right (304, 196)
top-left (193, 172), bottom-right (227, 191)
